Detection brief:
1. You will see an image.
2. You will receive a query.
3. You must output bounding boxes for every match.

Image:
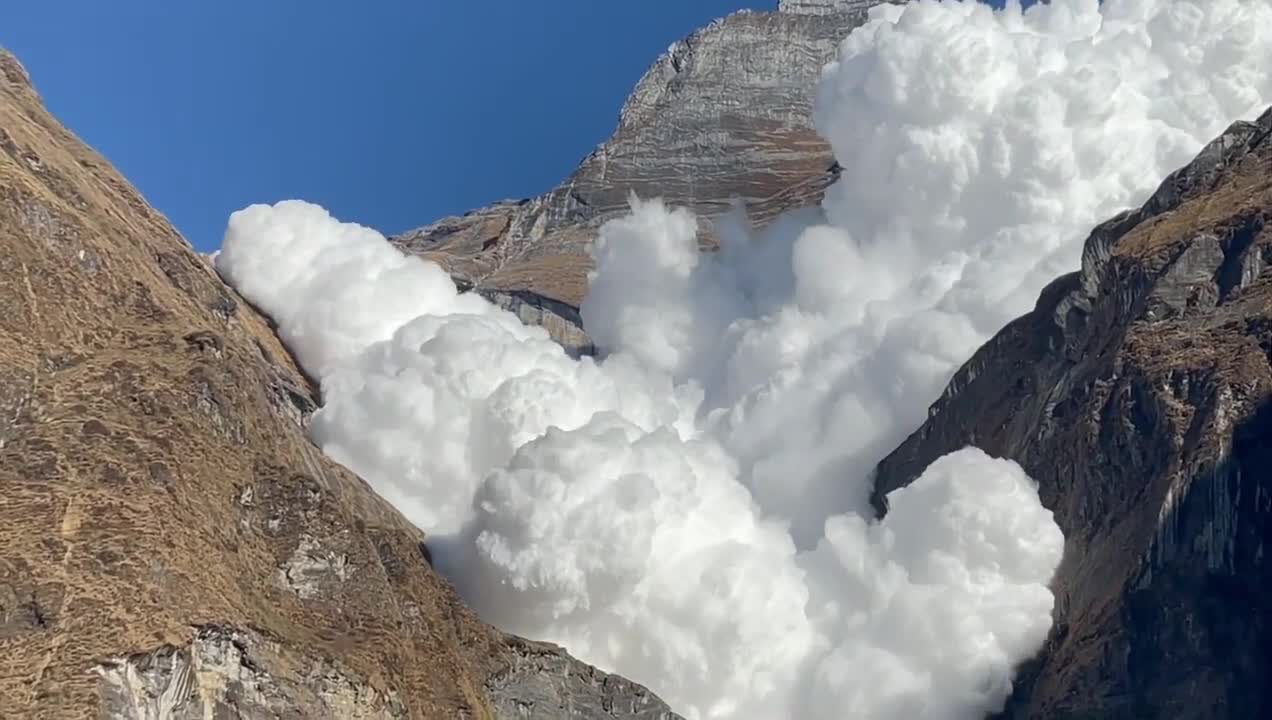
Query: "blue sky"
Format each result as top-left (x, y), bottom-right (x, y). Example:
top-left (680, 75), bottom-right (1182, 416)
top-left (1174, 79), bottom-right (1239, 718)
top-left (2, 0), bottom-right (772, 251)
top-left (3, 2), bottom-right (1024, 252)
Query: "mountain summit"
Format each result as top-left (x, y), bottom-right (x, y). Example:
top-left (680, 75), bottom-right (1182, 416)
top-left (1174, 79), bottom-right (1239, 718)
top-left (393, 1), bottom-right (885, 307)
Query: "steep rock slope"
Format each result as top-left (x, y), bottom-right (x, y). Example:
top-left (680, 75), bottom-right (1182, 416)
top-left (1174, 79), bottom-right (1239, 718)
top-left (874, 109), bottom-right (1272, 718)
top-left (0, 50), bottom-right (677, 720)
top-left (393, 0), bottom-right (884, 310)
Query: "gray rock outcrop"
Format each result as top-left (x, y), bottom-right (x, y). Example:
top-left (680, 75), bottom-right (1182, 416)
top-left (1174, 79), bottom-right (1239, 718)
top-left (779, 0), bottom-right (880, 15)
top-left (460, 280), bottom-right (596, 358)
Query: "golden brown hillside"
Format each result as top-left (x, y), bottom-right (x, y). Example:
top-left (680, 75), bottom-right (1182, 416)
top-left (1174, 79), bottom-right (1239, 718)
top-left (0, 48), bottom-right (675, 720)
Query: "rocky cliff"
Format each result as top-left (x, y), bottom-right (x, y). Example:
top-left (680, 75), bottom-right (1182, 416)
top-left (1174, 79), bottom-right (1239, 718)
top-left (874, 109), bottom-right (1272, 718)
top-left (0, 49), bottom-right (677, 720)
top-left (392, 0), bottom-right (885, 314)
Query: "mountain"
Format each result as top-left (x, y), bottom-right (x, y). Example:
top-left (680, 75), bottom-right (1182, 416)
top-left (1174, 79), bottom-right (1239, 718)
top-left (391, 0), bottom-right (887, 353)
top-left (0, 49), bottom-right (677, 720)
top-left (875, 109), bottom-right (1272, 718)
top-left (8, 0), bottom-right (1272, 716)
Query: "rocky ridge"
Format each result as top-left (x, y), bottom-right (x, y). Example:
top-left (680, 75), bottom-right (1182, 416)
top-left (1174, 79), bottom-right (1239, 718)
top-left (0, 48), bottom-right (677, 719)
top-left (874, 109), bottom-right (1272, 718)
top-left (392, 0), bottom-right (887, 315)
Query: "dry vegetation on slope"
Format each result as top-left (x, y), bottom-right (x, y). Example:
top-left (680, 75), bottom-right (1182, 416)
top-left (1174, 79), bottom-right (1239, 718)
top-left (0, 49), bottom-right (675, 720)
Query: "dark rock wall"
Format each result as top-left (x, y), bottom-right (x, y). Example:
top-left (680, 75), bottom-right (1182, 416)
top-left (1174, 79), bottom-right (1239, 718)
top-left (875, 109), bottom-right (1272, 719)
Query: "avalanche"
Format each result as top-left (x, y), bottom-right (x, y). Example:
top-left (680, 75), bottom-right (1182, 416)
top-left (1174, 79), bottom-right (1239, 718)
top-left (216, 0), bottom-right (1272, 717)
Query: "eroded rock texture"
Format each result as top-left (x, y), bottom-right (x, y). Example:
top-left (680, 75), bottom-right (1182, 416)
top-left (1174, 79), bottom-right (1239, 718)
top-left (393, 1), bottom-right (887, 311)
top-left (0, 48), bottom-right (677, 720)
top-left (874, 109), bottom-right (1272, 719)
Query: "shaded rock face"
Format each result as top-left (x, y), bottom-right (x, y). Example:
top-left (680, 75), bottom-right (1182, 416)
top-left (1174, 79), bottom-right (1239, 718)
top-left (457, 279), bottom-right (596, 358)
top-left (393, 1), bottom-right (886, 310)
top-left (486, 639), bottom-right (680, 720)
top-left (874, 109), bottom-right (1272, 719)
top-left (0, 49), bottom-right (677, 720)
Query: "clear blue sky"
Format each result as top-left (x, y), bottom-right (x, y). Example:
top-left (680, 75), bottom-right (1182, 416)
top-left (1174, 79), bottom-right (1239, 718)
top-left (2, 1), bottom-right (1019, 253)
top-left (1, 1), bottom-right (770, 251)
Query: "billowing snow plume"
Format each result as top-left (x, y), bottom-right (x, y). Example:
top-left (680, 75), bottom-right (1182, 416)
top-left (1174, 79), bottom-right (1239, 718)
top-left (583, 0), bottom-right (1272, 545)
top-left (216, 0), bottom-right (1272, 718)
top-left (219, 201), bottom-right (1062, 718)
top-left (218, 200), bottom-right (697, 535)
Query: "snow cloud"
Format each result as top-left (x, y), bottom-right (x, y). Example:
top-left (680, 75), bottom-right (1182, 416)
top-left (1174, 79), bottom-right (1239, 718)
top-left (583, 0), bottom-right (1272, 546)
top-left (215, 0), bottom-right (1272, 718)
top-left (219, 200), bottom-right (1060, 720)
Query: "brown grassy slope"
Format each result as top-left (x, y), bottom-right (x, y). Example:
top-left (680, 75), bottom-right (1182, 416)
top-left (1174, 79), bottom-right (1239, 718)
top-left (0, 46), bottom-right (516, 719)
top-left (0, 47), bottom-right (620, 719)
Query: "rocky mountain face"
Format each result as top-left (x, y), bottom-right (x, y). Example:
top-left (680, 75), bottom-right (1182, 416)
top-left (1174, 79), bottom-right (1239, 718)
top-left (875, 109), bottom-right (1272, 718)
top-left (0, 49), bottom-right (677, 720)
top-left (393, 0), bottom-right (886, 316)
